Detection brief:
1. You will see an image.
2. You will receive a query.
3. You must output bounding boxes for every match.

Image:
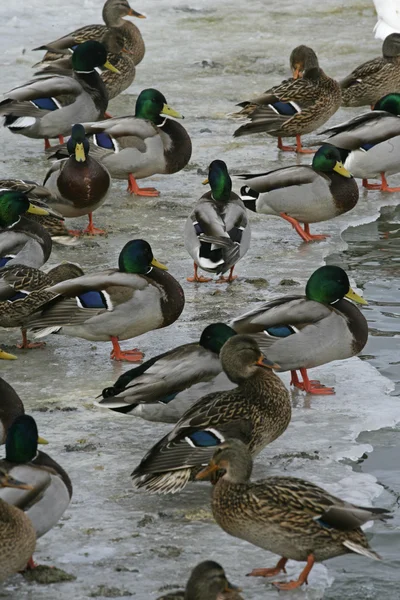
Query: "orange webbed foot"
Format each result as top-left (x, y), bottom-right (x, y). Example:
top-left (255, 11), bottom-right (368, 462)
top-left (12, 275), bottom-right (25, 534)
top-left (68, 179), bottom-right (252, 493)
top-left (187, 275), bottom-right (212, 283)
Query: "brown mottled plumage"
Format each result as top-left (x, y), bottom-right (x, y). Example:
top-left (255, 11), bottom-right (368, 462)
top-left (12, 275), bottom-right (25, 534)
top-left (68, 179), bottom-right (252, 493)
top-left (197, 440), bottom-right (390, 590)
top-left (131, 335), bottom-right (291, 494)
top-left (341, 34), bottom-right (400, 107)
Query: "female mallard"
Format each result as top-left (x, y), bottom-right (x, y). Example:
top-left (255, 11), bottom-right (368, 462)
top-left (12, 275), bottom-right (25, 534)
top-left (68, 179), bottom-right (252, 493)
top-left (340, 34), bottom-right (400, 107)
top-left (184, 160), bottom-right (250, 283)
top-left (0, 190), bottom-right (51, 301)
top-left (97, 322), bottom-right (236, 422)
top-left (44, 124), bottom-right (111, 235)
top-left (197, 440), bottom-right (390, 590)
top-left (157, 561), bottom-right (243, 600)
top-left (131, 335), bottom-right (290, 494)
top-left (24, 239), bottom-right (185, 362)
top-left (238, 144), bottom-right (359, 242)
top-left (0, 468), bottom-right (36, 582)
top-left (321, 93), bottom-right (400, 192)
top-left (0, 41), bottom-right (118, 149)
top-left (232, 46), bottom-right (341, 153)
top-left (0, 179), bottom-right (75, 245)
top-left (0, 378), bottom-right (24, 444)
top-left (0, 414), bottom-right (72, 541)
top-left (55, 88), bottom-right (192, 197)
top-left (230, 265), bottom-right (368, 395)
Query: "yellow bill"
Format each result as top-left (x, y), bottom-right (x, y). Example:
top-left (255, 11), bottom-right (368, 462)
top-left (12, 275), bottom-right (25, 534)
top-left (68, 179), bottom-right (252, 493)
top-left (345, 288), bottom-right (368, 305)
top-left (202, 177), bottom-right (209, 185)
top-left (37, 436), bottom-right (49, 445)
top-left (27, 203), bottom-right (49, 216)
top-left (151, 257), bottom-right (168, 271)
top-left (0, 349), bottom-right (17, 360)
top-left (74, 142), bottom-right (86, 162)
top-left (161, 104), bottom-right (183, 119)
top-left (104, 60), bottom-right (120, 74)
top-left (334, 161), bottom-right (352, 178)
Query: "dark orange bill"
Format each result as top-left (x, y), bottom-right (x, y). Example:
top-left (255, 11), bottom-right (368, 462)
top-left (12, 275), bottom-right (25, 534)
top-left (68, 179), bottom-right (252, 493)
top-left (128, 8), bottom-right (146, 18)
top-left (256, 355), bottom-right (280, 369)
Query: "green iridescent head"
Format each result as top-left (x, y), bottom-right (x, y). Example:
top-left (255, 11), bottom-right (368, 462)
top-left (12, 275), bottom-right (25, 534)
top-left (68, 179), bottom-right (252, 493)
top-left (205, 160), bottom-right (232, 202)
top-left (118, 239), bottom-right (168, 274)
top-left (0, 190), bottom-right (34, 228)
top-left (135, 88), bottom-right (183, 124)
top-left (374, 93), bottom-right (400, 116)
top-left (305, 265), bottom-right (367, 305)
top-left (312, 145), bottom-right (352, 178)
top-left (5, 415), bottom-right (44, 463)
top-left (199, 323), bottom-right (236, 354)
top-left (72, 40), bottom-right (113, 72)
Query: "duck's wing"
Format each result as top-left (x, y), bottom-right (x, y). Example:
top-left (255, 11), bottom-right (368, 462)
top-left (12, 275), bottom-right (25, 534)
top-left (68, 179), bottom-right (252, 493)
top-left (340, 57), bottom-right (385, 90)
top-left (238, 165), bottom-right (317, 193)
top-left (321, 111), bottom-right (400, 148)
top-left (81, 115), bottom-right (159, 140)
top-left (0, 74), bottom-right (82, 107)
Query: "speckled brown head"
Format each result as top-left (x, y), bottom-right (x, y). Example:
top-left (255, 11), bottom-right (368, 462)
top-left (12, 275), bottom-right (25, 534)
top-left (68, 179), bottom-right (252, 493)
top-left (290, 45), bottom-right (319, 79)
top-left (196, 439), bottom-right (253, 484)
top-left (219, 334), bottom-right (279, 384)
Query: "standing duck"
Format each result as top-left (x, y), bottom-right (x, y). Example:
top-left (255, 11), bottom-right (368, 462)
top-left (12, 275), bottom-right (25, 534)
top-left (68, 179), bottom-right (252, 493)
top-left (184, 160), bottom-right (250, 283)
top-left (239, 145), bottom-right (359, 242)
top-left (0, 468), bottom-right (36, 582)
top-left (197, 440), bottom-right (390, 590)
top-left (230, 265), bottom-right (368, 395)
top-left (0, 415), bottom-right (72, 540)
top-left (157, 561), bottom-right (243, 600)
top-left (232, 46), bottom-right (341, 153)
top-left (340, 34), bottom-right (400, 107)
top-left (0, 41), bottom-right (118, 149)
top-left (0, 378), bottom-right (24, 444)
top-left (24, 239), bottom-right (185, 362)
top-left (321, 93), bottom-right (400, 192)
top-left (97, 322), bottom-right (236, 422)
top-left (131, 335), bottom-right (291, 494)
top-left (44, 124), bottom-right (111, 235)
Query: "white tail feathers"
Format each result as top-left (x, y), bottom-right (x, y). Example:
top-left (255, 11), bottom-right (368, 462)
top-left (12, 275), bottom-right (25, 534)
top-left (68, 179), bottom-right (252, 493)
top-left (7, 116), bottom-right (36, 129)
top-left (342, 540), bottom-right (381, 561)
top-left (33, 326), bottom-right (62, 338)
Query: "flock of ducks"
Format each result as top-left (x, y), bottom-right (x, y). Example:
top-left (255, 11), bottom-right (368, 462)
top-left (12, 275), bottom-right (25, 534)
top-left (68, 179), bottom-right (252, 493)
top-left (0, 0), bottom-right (398, 596)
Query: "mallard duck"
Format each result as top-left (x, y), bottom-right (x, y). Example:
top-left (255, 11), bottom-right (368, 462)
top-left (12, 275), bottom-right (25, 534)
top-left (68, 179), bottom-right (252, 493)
top-left (51, 88), bottom-right (192, 196)
top-left (131, 334), bottom-right (290, 494)
top-left (0, 378), bottom-right (24, 444)
top-left (340, 34), bottom-right (400, 107)
top-left (0, 262), bottom-right (84, 350)
top-left (373, 0), bottom-right (400, 40)
top-left (184, 160), bottom-right (250, 283)
top-left (0, 468), bottom-right (36, 582)
top-left (97, 322), bottom-right (236, 421)
top-left (232, 46), bottom-right (341, 153)
top-left (0, 179), bottom-right (76, 245)
top-left (238, 144), bottom-right (359, 242)
top-left (321, 93), bottom-right (400, 192)
top-left (24, 239), bottom-right (185, 362)
top-left (157, 561), bottom-right (243, 600)
top-left (0, 415), bottom-right (72, 541)
top-left (0, 190), bottom-right (51, 301)
top-left (44, 124), bottom-right (111, 235)
top-left (0, 41), bottom-right (118, 149)
top-left (230, 265), bottom-right (368, 395)
top-left (197, 439), bottom-right (390, 590)
top-left (34, 0), bottom-right (145, 67)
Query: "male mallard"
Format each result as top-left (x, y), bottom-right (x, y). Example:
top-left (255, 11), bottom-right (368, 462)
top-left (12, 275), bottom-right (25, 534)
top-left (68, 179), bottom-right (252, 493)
top-left (44, 124), bottom-right (111, 235)
top-left (0, 179), bottom-right (75, 245)
top-left (0, 415), bottom-right (72, 540)
top-left (24, 239), bottom-right (185, 362)
top-left (321, 93), bottom-right (400, 192)
top-left (157, 561), bottom-right (243, 600)
top-left (131, 335), bottom-right (290, 494)
top-left (230, 265), bottom-right (368, 395)
top-left (52, 88), bottom-right (192, 197)
top-left (340, 34), bottom-right (400, 107)
top-left (0, 190), bottom-right (51, 301)
top-left (97, 323), bottom-right (236, 421)
top-left (184, 160), bottom-right (250, 283)
top-left (238, 145), bottom-right (359, 242)
top-left (0, 468), bottom-right (36, 582)
top-left (0, 41), bottom-right (118, 149)
top-left (0, 378), bottom-right (24, 444)
top-left (197, 439), bottom-right (390, 590)
top-left (232, 46), bottom-right (341, 153)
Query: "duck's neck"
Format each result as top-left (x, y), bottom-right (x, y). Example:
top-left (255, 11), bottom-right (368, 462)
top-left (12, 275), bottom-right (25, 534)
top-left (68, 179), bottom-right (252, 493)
top-left (74, 70), bottom-right (109, 115)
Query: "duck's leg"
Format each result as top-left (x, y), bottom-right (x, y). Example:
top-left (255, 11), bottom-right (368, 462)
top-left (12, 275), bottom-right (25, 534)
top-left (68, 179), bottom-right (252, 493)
top-left (58, 135), bottom-right (65, 145)
top-left (83, 213), bottom-right (107, 236)
top-left (17, 329), bottom-right (46, 350)
top-left (0, 348), bottom-right (17, 360)
top-left (104, 112), bottom-right (113, 119)
top-left (272, 554), bottom-right (315, 590)
top-left (304, 224), bottom-right (329, 240)
top-left (379, 173), bottom-right (400, 192)
top-left (44, 137), bottom-right (51, 150)
top-left (110, 336), bottom-right (144, 362)
top-left (216, 266), bottom-right (237, 283)
top-left (362, 178), bottom-right (382, 190)
top-left (277, 136), bottom-right (315, 154)
top-left (247, 557), bottom-right (288, 578)
top-left (279, 214), bottom-right (326, 242)
top-left (295, 368), bottom-right (335, 395)
top-left (187, 263), bottom-right (212, 283)
top-left (127, 174), bottom-right (160, 197)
